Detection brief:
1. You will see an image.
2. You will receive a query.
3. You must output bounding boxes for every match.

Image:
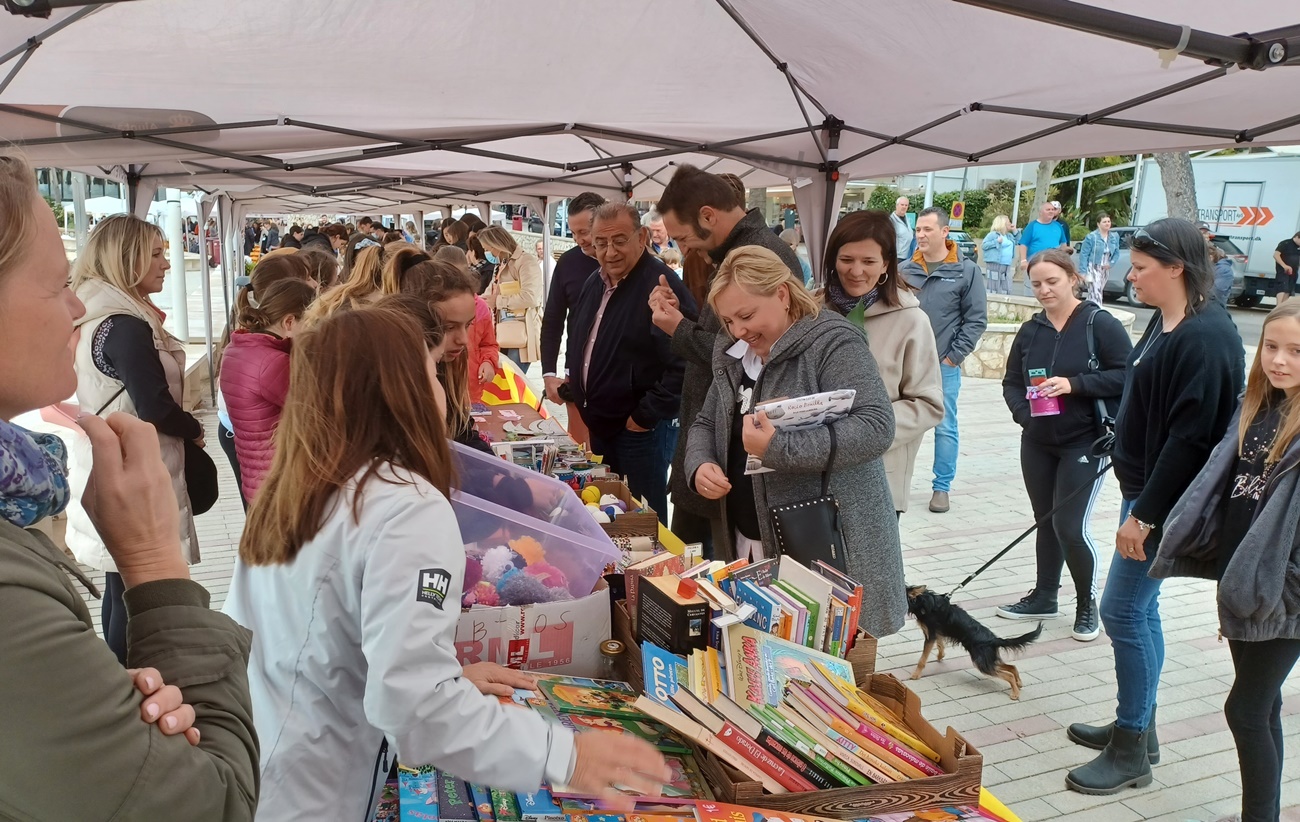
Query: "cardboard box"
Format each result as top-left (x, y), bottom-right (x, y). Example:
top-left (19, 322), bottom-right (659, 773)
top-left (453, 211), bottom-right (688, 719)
top-left (454, 586), bottom-right (611, 677)
top-left (588, 479), bottom-right (658, 539)
top-left (636, 575), bottom-right (710, 655)
top-left (694, 673), bottom-right (982, 818)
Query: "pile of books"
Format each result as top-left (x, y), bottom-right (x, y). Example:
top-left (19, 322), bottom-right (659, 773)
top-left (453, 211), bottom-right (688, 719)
top-left (637, 620), bottom-right (946, 795)
top-left (374, 781), bottom-right (1011, 822)
top-left (627, 554), bottom-right (864, 659)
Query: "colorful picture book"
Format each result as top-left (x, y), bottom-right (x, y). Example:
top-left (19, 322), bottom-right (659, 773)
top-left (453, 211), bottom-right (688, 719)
top-left (536, 676), bottom-right (644, 719)
top-left (723, 622), bottom-right (855, 709)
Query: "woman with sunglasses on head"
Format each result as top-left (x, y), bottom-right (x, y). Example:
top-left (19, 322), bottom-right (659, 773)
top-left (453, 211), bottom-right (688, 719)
top-left (1065, 218), bottom-right (1245, 796)
top-left (1152, 300), bottom-right (1300, 822)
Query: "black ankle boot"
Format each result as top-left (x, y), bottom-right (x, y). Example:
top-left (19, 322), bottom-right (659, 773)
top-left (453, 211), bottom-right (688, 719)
top-left (1066, 706), bottom-right (1160, 764)
top-left (1065, 724), bottom-right (1153, 795)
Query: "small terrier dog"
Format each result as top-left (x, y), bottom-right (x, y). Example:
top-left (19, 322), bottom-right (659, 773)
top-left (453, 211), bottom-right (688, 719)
top-left (905, 585), bottom-right (1041, 699)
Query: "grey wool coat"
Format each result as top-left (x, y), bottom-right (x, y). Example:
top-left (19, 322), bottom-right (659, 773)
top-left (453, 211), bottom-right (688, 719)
top-left (685, 308), bottom-right (907, 637)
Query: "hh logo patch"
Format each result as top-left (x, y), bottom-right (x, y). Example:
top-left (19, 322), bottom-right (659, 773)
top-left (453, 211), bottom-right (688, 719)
top-left (417, 568), bottom-right (452, 609)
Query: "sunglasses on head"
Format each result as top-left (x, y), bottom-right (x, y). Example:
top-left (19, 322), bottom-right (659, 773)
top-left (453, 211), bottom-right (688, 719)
top-left (1130, 228), bottom-right (1174, 256)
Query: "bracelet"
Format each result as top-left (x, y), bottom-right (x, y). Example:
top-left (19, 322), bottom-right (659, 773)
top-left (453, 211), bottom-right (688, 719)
top-left (1130, 514), bottom-right (1155, 532)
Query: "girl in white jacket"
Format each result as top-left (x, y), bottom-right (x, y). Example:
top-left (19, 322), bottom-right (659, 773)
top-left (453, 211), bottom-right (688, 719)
top-left (224, 298), bottom-right (666, 821)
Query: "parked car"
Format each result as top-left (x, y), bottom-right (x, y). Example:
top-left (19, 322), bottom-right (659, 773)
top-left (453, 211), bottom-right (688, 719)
top-left (947, 230), bottom-right (977, 264)
top-left (1100, 226), bottom-right (1246, 306)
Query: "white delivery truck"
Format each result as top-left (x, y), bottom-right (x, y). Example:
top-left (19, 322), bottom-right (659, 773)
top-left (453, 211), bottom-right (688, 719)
top-left (1133, 153), bottom-right (1300, 307)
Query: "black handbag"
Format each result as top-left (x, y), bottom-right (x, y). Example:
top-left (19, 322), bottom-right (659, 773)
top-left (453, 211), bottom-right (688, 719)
top-left (183, 438), bottom-right (219, 515)
top-left (768, 425), bottom-right (848, 572)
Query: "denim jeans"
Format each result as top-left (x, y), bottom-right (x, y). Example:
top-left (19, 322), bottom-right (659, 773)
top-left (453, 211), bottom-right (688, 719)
top-left (590, 419), bottom-right (674, 526)
top-left (504, 348), bottom-right (528, 369)
top-left (1100, 497), bottom-right (1165, 731)
top-left (933, 363), bottom-right (961, 492)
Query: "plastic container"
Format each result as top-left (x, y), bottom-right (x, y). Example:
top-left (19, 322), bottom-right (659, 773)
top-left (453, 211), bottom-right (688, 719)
top-left (450, 442), bottom-right (621, 599)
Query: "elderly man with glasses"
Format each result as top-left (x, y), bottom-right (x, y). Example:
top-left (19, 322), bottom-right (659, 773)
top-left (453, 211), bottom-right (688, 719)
top-left (562, 202), bottom-right (697, 523)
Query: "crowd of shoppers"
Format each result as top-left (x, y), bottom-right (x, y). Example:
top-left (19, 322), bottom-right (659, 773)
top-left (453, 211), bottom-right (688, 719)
top-left (8, 141), bottom-right (1288, 820)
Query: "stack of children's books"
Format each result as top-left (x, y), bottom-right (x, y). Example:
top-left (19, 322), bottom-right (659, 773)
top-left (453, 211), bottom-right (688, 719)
top-left (637, 620), bottom-right (947, 794)
top-left (629, 555), bottom-right (865, 660)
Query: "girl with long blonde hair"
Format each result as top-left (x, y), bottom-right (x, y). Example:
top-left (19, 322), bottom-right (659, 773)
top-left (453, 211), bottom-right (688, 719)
top-left (1154, 300), bottom-right (1300, 820)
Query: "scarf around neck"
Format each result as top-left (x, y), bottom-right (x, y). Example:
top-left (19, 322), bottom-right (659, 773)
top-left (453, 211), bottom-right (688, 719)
top-left (0, 419), bottom-right (71, 528)
top-left (827, 282), bottom-right (880, 316)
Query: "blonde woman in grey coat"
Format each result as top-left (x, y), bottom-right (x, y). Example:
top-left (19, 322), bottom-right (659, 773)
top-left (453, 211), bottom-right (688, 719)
top-left (684, 246), bottom-right (905, 636)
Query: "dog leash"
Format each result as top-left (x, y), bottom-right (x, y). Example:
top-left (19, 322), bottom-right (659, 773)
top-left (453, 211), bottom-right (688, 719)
top-left (946, 460), bottom-right (1114, 597)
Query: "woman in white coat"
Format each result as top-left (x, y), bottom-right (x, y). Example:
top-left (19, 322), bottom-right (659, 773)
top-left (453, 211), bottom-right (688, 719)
top-left (66, 214), bottom-right (202, 664)
top-left (224, 298), bottom-right (667, 822)
top-left (479, 225), bottom-right (543, 369)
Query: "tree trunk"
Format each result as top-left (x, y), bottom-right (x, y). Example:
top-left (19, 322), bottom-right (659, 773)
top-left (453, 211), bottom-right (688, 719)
top-left (1031, 160), bottom-right (1058, 212)
top-left (1154, 151), bottom-right (1197, 220)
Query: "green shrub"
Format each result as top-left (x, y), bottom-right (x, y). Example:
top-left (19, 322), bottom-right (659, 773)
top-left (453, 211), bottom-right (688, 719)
top-left (865, 185), bottom-right (902, 213)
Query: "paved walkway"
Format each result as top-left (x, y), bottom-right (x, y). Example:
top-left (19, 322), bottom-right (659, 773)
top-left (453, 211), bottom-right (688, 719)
top-left (77, 377), bottom-right (1297, 821)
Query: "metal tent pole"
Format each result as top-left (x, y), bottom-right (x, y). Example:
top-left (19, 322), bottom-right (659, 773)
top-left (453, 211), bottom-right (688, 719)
top-left (165, 189), bottom-right (189, 341)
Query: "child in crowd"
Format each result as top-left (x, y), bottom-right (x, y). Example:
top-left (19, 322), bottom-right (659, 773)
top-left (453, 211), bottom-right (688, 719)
top-left (1153, 301), bottom-right (1300, 822)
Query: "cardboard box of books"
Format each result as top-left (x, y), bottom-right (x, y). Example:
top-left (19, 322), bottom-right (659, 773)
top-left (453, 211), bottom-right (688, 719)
top-left (690, 670), bottom-right (982, 817)
top-left (454, 585), bottom-right (611, 678)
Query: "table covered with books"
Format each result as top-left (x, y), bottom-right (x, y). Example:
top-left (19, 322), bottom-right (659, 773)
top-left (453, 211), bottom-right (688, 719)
top-left (399, 436), bottom-right (1019, 822)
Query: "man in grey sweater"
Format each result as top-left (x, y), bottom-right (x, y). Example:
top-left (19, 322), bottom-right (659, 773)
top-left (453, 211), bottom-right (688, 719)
top-left (900, 207), bottom-right (988, 513)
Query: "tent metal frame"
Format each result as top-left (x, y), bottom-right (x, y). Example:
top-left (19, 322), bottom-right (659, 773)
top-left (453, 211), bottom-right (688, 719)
top-left (0, 1), bottom-right (1295, 217)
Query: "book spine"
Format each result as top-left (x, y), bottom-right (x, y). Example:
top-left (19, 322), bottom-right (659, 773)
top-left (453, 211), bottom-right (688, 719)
top-left (804, 685), bottom-right (941, 776)
top-left (754, 706), bottom-right (866, 787)
top-left (626, 569), bottom-right (643, 634)
top-left (754, 729), bottom-right (839, 790)
top-left (717, 723), bottom-right (818, 792)
top-left (469, 784), bottom-right (495, 822)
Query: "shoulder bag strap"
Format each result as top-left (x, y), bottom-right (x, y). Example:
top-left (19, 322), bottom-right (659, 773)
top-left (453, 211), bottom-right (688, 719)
top-left (821, 425), bottom-right (836, 498)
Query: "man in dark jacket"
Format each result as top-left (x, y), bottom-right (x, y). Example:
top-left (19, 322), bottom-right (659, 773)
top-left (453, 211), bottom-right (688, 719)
top-left (541, 192), bottom-right (605, 408)
top-left (565, 203), bottom-right (696, 523)
top-left (901, 207), bottom-right (988, 514)
top-left (650, 165), bottom-right (803, 552)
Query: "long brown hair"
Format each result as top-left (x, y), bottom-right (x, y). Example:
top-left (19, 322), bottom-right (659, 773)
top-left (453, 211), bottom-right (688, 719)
top-left (681, 248), bottom-right (714, 308)
top-left (240, 305), bottom-right (453, 565)
top-left (400, 259), bottom-right (479, 434)
top-left (1239, 301), bottom-right (1300, 462)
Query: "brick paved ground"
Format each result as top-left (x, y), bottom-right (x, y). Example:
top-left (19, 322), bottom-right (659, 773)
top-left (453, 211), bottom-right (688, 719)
top-left (78, 374), bottom-right (1298, 821)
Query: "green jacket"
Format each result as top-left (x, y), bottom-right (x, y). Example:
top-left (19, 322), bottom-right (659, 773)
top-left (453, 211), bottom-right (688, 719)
top-left (0, 519), bottom-right (259, 820)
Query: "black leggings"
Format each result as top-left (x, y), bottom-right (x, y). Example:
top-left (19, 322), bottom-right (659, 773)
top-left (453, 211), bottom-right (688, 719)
top-left (102, 571), bottom-right (128, 665)
top-left (1020, 438), bottom-right (1107, 602)
top-left (216, 422), bottom-right (247, 512)
top-left (1226, 637), bottom-right (1300, 822)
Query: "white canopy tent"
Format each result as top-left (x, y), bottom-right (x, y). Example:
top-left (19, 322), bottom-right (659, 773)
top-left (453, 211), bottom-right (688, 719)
top-left (3, 0), bottom-right (1297, 282)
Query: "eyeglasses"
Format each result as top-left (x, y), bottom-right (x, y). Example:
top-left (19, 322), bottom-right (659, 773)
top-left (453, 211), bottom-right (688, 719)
top-left (592, 235), bottom-right (637, 252)
top-left (1130, 228), bottom-right (1174, 256)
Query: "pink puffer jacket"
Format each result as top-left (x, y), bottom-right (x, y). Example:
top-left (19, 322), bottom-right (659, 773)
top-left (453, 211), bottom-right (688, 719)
top-left (219, 330), bottom-right (292, 502)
